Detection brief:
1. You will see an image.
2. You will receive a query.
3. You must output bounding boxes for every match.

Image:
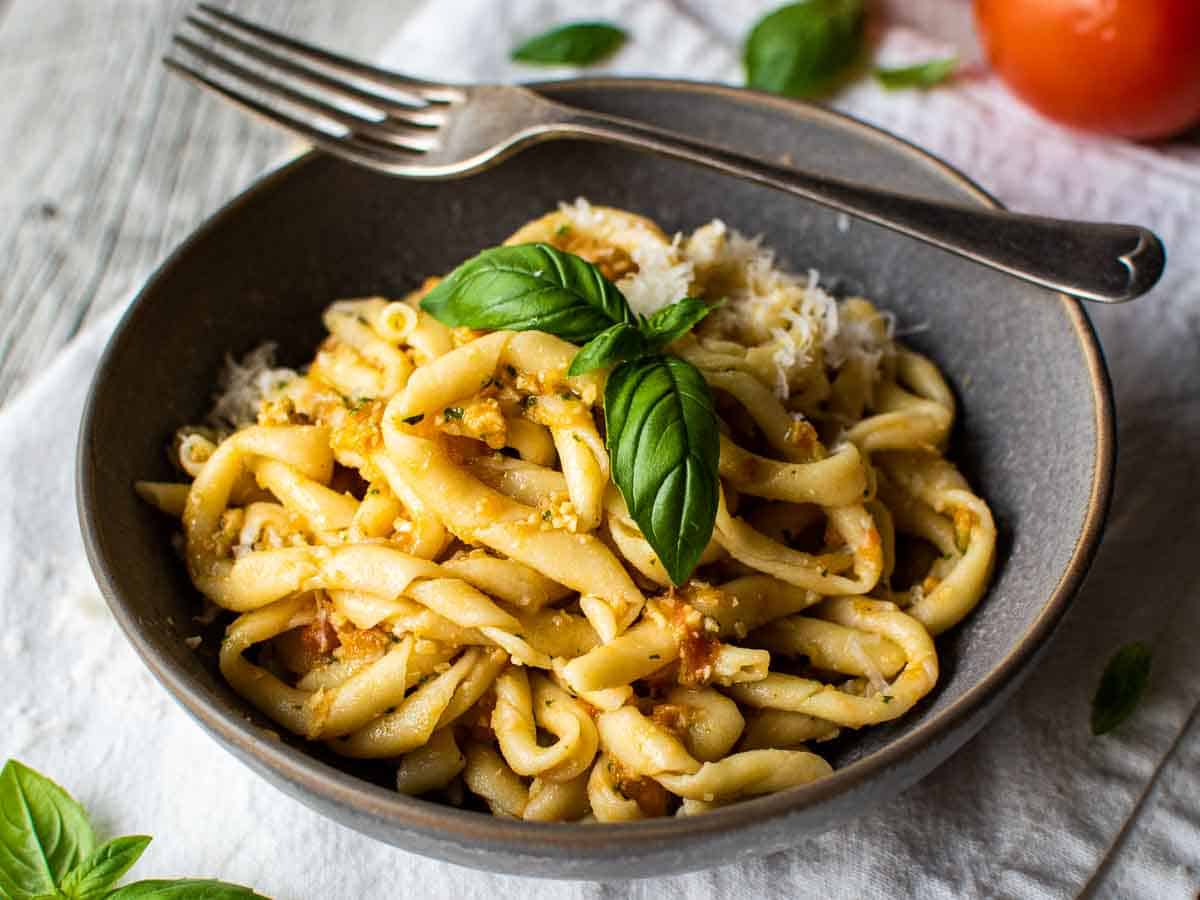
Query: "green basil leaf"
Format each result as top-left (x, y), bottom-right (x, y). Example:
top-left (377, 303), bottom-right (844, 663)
top-left (874, 57), bottom-right (957, 90)
top-left (568, 323), bottom-right (648, 376)
top-left (0, 761), bottom-right (97, 899)
top-left (641, 298), bottom-right (717, 349)
top-left (605, 356), bottom-right (720, 585)
top-left (421, 243), bottom-right (632, 344)
top-left (1092, 642), bottom-right (1152, 735)
top-left (511, 22), bottom-right (627, 66)
top-left (58, 836), bottom-right (150, 900)
top-left (106, 880), bottom-right (265, 899)
top-left (743, 0), bottom-right (865, 98)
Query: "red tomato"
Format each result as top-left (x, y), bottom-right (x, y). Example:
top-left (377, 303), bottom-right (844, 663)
top-left (974, 0), bottom-right (1200, 139)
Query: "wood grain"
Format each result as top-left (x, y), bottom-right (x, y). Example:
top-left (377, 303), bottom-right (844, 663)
top-left (0, 0), bottom-right (423, 407)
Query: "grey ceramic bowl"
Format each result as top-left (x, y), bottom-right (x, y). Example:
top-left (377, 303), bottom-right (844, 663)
top-left (77, 78), bottom-right (1113, 879)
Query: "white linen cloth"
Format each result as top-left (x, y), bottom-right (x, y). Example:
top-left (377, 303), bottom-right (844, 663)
top-left (3, 1), bottom-right (1199, 897)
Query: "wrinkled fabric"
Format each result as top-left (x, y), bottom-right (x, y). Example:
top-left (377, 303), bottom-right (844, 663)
top-left (3, 2), bottom-right (1197, 897)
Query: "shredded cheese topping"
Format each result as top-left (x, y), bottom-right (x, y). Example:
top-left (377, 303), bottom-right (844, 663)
top-left (208, 343), bottom-right (297, 430)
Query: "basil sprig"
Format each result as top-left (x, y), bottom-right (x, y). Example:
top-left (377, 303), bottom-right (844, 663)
top-left (511, 22), bottom-right (628, 67)
top-left (105, 881), bottom-right (262, 899)
top-left (1092, 642), bottom-right (1152, 736)
top-left (59, 836), bottom-right (152, 900)
top-left (875, 57), bottom-right (957, 91)
top-left (421, 243), bottom-right (720, 584)
top-left (0, 760), bottom-right (95, 897)
top-left (0, 759), bottom-right (263, 899)
top-left (744, 0), bottom-right (866, 98)
top-left (567, 297), bottom-right (717, 376)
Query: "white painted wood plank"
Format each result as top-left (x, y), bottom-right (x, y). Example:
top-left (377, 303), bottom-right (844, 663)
top-left (0, 0), bottom-right (425, 406)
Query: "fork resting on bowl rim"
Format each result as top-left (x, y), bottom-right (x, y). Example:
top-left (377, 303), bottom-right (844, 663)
top-left (166, 3), bottom-right (1165, 305)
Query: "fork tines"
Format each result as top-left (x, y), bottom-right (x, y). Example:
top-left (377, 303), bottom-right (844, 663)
top-left (165, 3), bottom-right (461, 158)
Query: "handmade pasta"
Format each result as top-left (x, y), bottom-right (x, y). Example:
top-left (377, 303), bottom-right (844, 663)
top-left (138, 200), bottom-right (995, 821)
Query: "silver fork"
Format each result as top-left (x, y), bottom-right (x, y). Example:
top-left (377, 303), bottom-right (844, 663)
top-left (166, 4), bottom-right (1164, 304)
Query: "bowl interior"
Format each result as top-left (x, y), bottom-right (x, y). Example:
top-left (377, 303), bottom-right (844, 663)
top-left (79, 79), bottom-right (1108, 876)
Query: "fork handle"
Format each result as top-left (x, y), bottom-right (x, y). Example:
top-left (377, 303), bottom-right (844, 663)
top-left (550, 110), bottom-right (1164, 303)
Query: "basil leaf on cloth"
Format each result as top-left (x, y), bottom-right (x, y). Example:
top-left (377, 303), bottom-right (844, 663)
top-left (605, 355), bottom-right (720, 585)
top-left (568, 322), bottom-right (648, 376)
top-left (875, 57), bottom-right (958, 90)
top-left (511, 22), bottom-right (627, 66)
top-left (106, 879), bottom-right (267, 898)
top-left (58, 836), bottom-right (152, 900)
top-left (0, 760), bottom-right (97, 899)
top-left (1092, 642), bottom-right (1152, 735)
top-left (421, 243), bottom-right (631, 344)
top-left (744, 0), bottom-right (866, 98)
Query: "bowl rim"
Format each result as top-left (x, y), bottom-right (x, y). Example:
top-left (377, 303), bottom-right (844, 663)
top-left (77, 76), bottom-right (1115, 856)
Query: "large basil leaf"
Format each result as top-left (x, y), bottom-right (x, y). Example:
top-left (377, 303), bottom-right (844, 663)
top-left (744, 0), bottom-right (865, 98)
top-left (58, 836), bottom-right (151, 900)
top-left (0, 761), bottom-right (96, 899)
top-left (511, 22), bottom-right (627, 66)
top-left (421, 243), bottom-right (631, 344)
top-left (1092, 642), bottom-right (1152, 735)
top-left (605, 356), bottom-right (720, 585)
top-left (106, 879), bottom-right (266, 899)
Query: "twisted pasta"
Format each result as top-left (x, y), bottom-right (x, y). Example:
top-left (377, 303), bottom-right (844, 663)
top-left (137, 202), bottom-right (995, 821)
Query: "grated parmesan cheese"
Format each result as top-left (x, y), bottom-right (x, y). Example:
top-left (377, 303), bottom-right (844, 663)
top-left (681, 215), bottom-right (919, 401)
top-left (617, 235), bottom-right (694, 318)
top-left (681, 221), bottom-right (846, 400)
top-left (207, 343), bottom-right (298, 430)
top-left (825, 300), bottom-right (893, 373)
top-left (557, 197), bottom-right (694, 317)
top-left (557, 196), bottom-right (607, 229)
top-left (555, 200), bottom-right (913, 403)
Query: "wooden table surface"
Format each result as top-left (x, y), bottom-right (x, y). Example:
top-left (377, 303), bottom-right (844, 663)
top-left (0, 0), bottom-right (1015, 411)
top-left (0, 0), bottom-right (425, 408)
